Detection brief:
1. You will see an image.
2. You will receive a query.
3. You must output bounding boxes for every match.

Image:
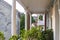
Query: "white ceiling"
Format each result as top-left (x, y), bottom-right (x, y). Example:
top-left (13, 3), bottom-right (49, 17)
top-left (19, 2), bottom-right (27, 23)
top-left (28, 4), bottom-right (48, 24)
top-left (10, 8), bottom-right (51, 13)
top-left (17, 0), bottom-right (51, 13)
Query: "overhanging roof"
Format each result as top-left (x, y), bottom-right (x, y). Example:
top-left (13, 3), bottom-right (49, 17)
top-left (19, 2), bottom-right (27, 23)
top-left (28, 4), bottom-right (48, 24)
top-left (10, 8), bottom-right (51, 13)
top-left (17, 0), bottom-right (51, 13)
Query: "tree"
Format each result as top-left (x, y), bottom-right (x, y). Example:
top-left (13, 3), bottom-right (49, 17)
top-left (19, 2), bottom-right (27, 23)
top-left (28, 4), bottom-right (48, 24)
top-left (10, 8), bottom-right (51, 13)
top-left (39, 15), bottom-right (43, 20)
top-left (20, 14), bottom-right (25, 30)
top-left (32, 17), bottom-right (35, 23)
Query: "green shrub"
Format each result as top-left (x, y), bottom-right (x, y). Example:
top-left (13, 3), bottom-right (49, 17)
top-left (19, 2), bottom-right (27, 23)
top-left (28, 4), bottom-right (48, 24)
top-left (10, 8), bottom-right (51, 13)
top-left (20, 27), bottom-right (53, 40)
top-left (20, 26), bottom-right (43, 40)
top-left (39, 15), bottom-right (43, 20)
top-left (42, 29), bottom-right (53, 40)
top-left (0, 32), bottom-right (5, 40)
top-left (9, 35), bottom-right (18, 40)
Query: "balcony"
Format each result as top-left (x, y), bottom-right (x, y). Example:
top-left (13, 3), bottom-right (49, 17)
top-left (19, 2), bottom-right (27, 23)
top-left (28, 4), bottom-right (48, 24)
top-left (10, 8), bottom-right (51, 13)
top-left (0, 0), bottom-right (60, 40)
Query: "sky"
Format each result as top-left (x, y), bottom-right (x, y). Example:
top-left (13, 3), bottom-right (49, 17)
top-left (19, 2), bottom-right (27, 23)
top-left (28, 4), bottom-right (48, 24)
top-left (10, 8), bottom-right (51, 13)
top-left (4, 0), bottom-right (25, 13)
top-left (32, 14), bottom-right (38, 17)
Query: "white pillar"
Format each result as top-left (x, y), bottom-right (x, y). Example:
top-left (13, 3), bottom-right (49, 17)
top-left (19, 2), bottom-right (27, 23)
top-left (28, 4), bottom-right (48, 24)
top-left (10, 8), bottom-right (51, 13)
top-left (30, 13), bottom-right (32, 29)
top-left (11, 0), bottom-right (16, 35)
top-left (52, 1), bottom-right (59, 40)
top-left (25, 12), bottom-right (27, 30)
top-left (37, 14), bottom-right (40, 26)
top-left (58, 0), bottom-right (60, 40)
top-left (59, 10), bottom-right (60, 40)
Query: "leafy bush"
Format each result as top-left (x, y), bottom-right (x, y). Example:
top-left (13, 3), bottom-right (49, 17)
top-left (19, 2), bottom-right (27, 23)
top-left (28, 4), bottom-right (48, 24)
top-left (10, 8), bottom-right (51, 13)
top-left (32, 17), bottom-right (36, 23)
top-left (9, 35), bottom-right (18, 40)
top-left (39, 15), bottom-right (43, 20)
top-left (20, 27), bottom-right (53, 40)
top-left (20, 29), bottom-right (25, 40)
top-left (20, 14), bottom-right (25, 30)
top-left (0, 32), bottom-right (5, 40)
top-left (20, 27), bottom-right (43, 40)
top-left (42, 29), bottom-right (53, 40)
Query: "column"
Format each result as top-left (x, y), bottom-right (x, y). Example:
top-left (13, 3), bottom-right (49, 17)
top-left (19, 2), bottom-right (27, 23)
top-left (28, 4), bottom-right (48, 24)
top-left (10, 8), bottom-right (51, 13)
top-left (58, 0), bottom-right (60, 40)
top-left (27, 12), bottom-right (30, 30)
top-left (30, 13), bottom-right (32, 29)
top-left (11, 0), bottom-right (16, 35)
top-left (37, 14), bottom-right (39, 26)
top-left (45, 13), bottom-right (46, 31)
top-left (25, 12), bottom-right (27, 30)
top-left (59, 10), bottom-right (60, 40)
top-left (25, 10), bottom-right (31, 30)
top-left (52, 1), bottom-right (59, 40)
top-left (49, 12), bottom-right (52, 29)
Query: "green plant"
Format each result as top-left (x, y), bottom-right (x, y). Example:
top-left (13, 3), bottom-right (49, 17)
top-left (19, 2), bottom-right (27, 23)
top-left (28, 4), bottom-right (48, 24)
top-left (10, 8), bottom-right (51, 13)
top-left (9, 35), bottom-right (18, 40)
top-left (20, 14), bottom-right (25, 30)
top-left (42, 29), bottom-right (53, 40)
top-left (20, 29), bottom-right (25, 40)
top-left (39, 15), bottom-right (43, 20)
top-left (20, 27), bottom-right (53, 40)
top-left (46, 29), bottom-right (53, 40)
top-left (0, 32), bottom-right (5, 40)
top-left (20, 26), bottom-right (43, 40)
top-left (32, 17), bottom-right (36, 23)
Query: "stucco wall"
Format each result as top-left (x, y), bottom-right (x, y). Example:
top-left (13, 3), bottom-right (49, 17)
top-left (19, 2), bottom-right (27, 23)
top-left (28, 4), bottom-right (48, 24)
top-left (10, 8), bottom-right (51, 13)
top-left (0, 0), bottom-right (20, 40)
